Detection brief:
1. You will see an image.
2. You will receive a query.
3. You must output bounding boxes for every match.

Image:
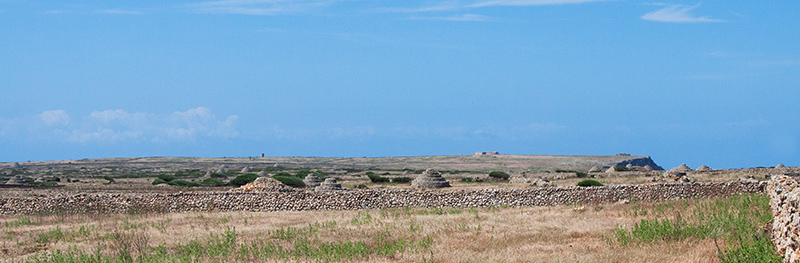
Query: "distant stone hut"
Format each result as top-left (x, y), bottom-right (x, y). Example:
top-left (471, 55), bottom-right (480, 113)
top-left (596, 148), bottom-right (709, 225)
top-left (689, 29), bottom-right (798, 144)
top-left (303, 174), bottom-right (324, 188)
top-left (776, 164), bottom-right (786, 169)
top-left (411, 169), bottom-right (451, 188)
top-left (315, 178), bottom-right (346, 192)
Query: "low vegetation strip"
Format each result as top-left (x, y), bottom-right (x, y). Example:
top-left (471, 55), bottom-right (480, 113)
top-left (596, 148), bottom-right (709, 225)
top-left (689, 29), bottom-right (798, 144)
top-left (0, 181), bottom-right (764, 214)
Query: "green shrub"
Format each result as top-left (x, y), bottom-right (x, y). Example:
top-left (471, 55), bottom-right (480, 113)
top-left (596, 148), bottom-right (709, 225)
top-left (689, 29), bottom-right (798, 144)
top-left (157, 174), bottom-right (176, 182)
top-left (274, 172), bottom-right (293, 178)
top-left (576, 179), bottom-right (603, 187)
top-left (614, 166), bottom-right (628, 172)
top-left (354, 184), bottom-right (368, 189)
top-left (273, 176), bottom-right (306, 188)
top-left (230, 173), bottom-right (259, 187)
top-left (152, 178), bottom-right (167, 185)
top-left (166, 180), bottom-right (201, 187)
top-left (201, 178), bottom-right (224, 187)
top-left (575, 171), bottom-right (588, 178)
top-left (102, 175), bottom-right (115, 183)
top-left (461, 177), bottom-right (474, 182)
top-left (391, 177), bottom-right (413, 183)
top-left (367, 174), bottom-right (390, 183)
top-left (488, 171), bottom-right (510, 180)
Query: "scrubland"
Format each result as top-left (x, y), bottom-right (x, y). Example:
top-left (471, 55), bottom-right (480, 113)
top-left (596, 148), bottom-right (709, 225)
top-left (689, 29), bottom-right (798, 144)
top-left (1, 194), bottom-right (777, 263)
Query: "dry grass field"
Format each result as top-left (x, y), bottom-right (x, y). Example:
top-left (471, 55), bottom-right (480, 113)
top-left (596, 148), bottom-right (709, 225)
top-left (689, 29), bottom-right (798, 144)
top-left (0, 194), bottom-right (775, 263)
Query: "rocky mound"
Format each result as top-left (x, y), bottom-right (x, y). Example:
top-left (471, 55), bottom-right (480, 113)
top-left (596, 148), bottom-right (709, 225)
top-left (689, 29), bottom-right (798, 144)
top-left (231, 177), bottom-right (295, 192)
top-left (411, 169), bottom-right (451, 188)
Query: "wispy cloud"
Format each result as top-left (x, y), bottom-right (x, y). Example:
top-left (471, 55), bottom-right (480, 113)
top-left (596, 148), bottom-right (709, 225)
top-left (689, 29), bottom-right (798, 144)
top-left (98, 9), bottom-right (143, 15)
top-left (471, 0), bottom-right (607, 7)
top-left (189, 0), bottom-right (344, 15)
top-left (641, 3), bottom-right (724, 23)
top-left (0, 107), bottom-right (238, 144)
top-left (410, 14), bottom-right (491, 21)
top-left (381, 0), bottom-right (607, 14)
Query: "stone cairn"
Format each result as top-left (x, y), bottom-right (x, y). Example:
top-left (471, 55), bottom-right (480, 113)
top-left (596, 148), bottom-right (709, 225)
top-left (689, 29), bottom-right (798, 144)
top-left (241, 166), bottom-right (252, 173)
top-left (695, 165), bottom-right (712, 172)
top-left (232, 177), bottom-right (295, 192)
top-left (303, 174), bottom-right (324, 188)
top-left (315, 178), bottom-right (346, 192)
top-left (776, 164), bottom-right (786, 169)
top-left (10, 162), bottom-right (22, 169)
top-left (664, 164), bottom-right (695, 182)
top-left (4, 175), bottom-right (31, 185)
top-left (411, 169), bottom-right (451, 188)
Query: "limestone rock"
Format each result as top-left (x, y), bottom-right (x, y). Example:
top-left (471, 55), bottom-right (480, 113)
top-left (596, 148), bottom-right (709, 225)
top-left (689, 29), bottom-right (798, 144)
top-left (303, 174), bottom-right (324, 188)
top-left (315, 178), bottom-right (346, 192)
top-left (241, 166), bottom-right (252, 173)
top-left (643, 165), bottom-right (654, 172)
top-left (605, 167), bottom-right (617, 173)
top-left (776, 164), bottom-right (786, 169)
top-left (589, 166), bottom-right (603, 172)
top-left (10, 162), bottom-right (22, 169)
top-left (257, 171), bottom-right (268, 177)
top-left (411, 169), bottom-right (451, 188)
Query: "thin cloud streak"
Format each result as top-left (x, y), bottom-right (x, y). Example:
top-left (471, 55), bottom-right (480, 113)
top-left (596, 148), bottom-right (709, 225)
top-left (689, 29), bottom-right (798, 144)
top-left (190, 0), bottom-right (345, 15)
top-left (471, 0), bottom-right (607, 7)
top-left (641, 3), bottom-right (724, 23)
top-left (409, 14), bottom-right (491, 21)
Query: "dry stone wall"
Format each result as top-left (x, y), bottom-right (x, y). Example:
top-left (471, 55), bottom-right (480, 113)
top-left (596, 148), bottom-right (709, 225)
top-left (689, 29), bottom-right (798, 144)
top-left (0, 181), bottom-right (764, 214)
top-left (769, 174), bottom-right (800, 263)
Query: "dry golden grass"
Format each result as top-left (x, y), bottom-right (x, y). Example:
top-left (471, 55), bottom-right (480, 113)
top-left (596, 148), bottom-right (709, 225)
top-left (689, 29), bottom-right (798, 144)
top-left (1, 198), bottom-right (734, 263)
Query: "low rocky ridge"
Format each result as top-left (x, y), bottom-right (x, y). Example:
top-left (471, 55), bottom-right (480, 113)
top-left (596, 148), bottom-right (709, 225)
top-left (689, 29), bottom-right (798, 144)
top-left (0, 181), bottom-right (764, 214)
top-left (768, 174), bottom-right (800, 263)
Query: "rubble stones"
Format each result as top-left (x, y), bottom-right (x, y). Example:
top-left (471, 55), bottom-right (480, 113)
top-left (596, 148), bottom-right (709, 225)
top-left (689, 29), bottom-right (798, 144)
top-left (315, 178), bottom-right (346, 192)
top-left (0, 181), bottom-right (766, 214)
top-left (411, 169), bottom-right (451, 188)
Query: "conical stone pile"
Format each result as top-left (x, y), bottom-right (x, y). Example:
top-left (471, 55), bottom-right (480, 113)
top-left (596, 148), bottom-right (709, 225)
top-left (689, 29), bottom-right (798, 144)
top-left (696, 165), bottom-right (712, 172)
top-left (241, 166), bottom-right (252, 173)
top-left (315, 178), bottom-right (346, 192)
top-left (5, 175), bottom-right (31, 185)
top-left (411, 169), bottom-right (451, 188)
top-left (303, 174), bottom-right (324, 188)
top-left (231, 177), bottom-right (295, 192)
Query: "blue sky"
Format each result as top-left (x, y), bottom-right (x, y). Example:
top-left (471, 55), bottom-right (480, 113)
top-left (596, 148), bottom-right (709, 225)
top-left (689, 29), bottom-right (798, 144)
top-left (1, 0), bottom-right (798, 169)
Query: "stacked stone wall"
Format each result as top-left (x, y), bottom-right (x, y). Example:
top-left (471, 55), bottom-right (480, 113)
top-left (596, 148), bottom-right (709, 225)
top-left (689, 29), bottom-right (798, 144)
top-left (0, 181), bottom-right (764, 215)
top-left (769, 174), bottom-right (800, 263)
